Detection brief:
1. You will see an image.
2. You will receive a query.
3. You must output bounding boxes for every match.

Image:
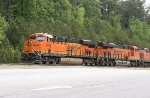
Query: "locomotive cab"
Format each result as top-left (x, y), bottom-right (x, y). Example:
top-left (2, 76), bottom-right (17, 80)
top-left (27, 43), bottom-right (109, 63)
top-left (23, 33), bottom-right (53, 54)
top-left (29, 33), bottom-right (53, 42)
top-left (129, 46), bottom-right (140, 60)
top-left (139, 48), bottom-right (150, 61)
top-left (30, 35), bottom-right (43, 42)
top-left (22, 33), bottom-right (54, 62)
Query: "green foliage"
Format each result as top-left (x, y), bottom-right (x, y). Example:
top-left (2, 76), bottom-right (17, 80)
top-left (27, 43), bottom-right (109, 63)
top-left (119, 0), bottom-right (146, 28)
top-left (0, 0), bottom-right (150, 63)
top-left (0, 15), bottom-right (7, 43)
top-left (0, 39), bottom-right (21, 63)
top-left (129, 17), bottom-right (150, 47)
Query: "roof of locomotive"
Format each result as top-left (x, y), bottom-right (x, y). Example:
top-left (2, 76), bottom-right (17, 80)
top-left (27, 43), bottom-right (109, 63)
top-left (31, 33), bottom-right (53, 38)
top-left (98, 42), bottom-right (116, 48)
top-left (79, 39), bottom-right (98, 46)
top-left (29, 33), bottom-right (149, 51)
top-left (131, 46), bottom-right (138, 49)
top-left (34, 33), bottom-right (53, 38)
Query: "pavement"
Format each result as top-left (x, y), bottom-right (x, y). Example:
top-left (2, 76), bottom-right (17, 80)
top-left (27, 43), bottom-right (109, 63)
top-left (0, 65), bottom-right (150, 98)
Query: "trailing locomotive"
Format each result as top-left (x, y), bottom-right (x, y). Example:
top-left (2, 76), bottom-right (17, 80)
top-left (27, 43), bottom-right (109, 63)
top-left (22, 33), bottom-right (150, 67)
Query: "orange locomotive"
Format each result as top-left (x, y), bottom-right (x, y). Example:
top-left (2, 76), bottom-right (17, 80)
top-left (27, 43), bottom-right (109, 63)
top-left (23, 33), bottom-right (100, 64)
top-left (22, 33), bottom-right (150, 66)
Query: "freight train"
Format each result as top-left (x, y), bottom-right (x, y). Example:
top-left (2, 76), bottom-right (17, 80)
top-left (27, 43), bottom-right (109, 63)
top-left (22, 33), bottom-right (150, 67)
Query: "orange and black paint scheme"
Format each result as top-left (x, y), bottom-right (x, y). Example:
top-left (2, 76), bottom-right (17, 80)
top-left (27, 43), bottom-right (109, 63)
top-left (23, 33), bottom-right (150, 66)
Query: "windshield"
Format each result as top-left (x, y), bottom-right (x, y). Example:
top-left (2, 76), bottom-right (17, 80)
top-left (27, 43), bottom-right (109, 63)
top-left (30, 35), bottom-right (36, 40)
top-left (36, 36), bottom-right (45, 42)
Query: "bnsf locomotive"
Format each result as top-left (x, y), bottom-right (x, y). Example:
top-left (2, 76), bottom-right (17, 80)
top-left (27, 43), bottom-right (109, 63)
top-left (22, 33), bottom-right (150, 67)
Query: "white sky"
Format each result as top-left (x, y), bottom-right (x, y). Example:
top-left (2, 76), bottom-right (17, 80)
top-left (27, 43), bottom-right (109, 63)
top-left (122, 0), bottom-right (150, 7)
top-left (145, 0), bottom-right (150, 6)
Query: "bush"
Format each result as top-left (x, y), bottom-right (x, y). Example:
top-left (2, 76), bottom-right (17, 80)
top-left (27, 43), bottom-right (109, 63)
top-left (0, 39), bottom-right (21, 63)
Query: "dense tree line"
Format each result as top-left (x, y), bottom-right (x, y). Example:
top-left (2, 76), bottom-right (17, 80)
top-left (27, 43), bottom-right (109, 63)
top-left (0, 0), bottom-right (150, 63)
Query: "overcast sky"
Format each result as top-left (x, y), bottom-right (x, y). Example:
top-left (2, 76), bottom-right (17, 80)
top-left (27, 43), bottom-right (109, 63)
top-left (145, 0), bottom-right (150, 7)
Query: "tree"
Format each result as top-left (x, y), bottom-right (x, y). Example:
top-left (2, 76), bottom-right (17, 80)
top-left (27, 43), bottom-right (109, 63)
top-left (119, 0), bottom-right (146, 28)
top-left (0, 15), bottom-right (7, 43)
top-left (101, 0), bottom-right (120, 19)
top-left (129, 17), bottom-right (150, 47)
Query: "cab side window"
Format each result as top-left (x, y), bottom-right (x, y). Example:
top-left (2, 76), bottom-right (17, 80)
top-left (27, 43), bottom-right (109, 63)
top-left (47, 37), bottom-right (52, 42)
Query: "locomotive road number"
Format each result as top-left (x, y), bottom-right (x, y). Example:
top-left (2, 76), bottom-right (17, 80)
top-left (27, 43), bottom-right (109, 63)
top-left (67, 46), bottom-right (80, 50)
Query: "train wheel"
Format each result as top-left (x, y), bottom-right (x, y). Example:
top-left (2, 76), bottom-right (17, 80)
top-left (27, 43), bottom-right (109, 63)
top-left (109, 62), bottom-right (114, 67)
top-left (42, 61), bottom-right (47, 64)
top-left (112, 62), bottom-right (115, 66)
top-left (85, 63), bottom-right (88, 65)
top-left (143, 63), bottom-right (146, 67)
top-left (56, 58), bottom-right (61, 64)
top-left (94, 59), bottom-right (98, 66)
top-left (134, 62), bottom-right (137, 67)
top-left (95, 62), bottom-right (98, 66)
top-left (129, 62), bottom-right (133, 67)
top-left (101, 61), bottom-right (105, 66)
top-left (148, 63), bottom-right (150, 67)
top-left (140, 62), bottom-right (144, 67)
top-left (144, 63), bottom-right (146, 67)
top-left (145, 63), bottom-right (148, 67)
top-left (90, 63), bottom-right (93, 66)
top-left (137, 62), bottom-right (140, 67)
top-left (147, 63), bottom-right (149, 67)
top-left (49, 61), bottom-right (54, 64)
top-left (141, 63), bottom-right (144, 67)
top-left (133, 62), bottom-right (137, 67)
top-left (105, 62), bottom-right (109, 66)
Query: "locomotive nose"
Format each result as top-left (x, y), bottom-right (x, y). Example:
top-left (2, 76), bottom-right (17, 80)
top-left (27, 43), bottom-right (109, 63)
top-left (24, 40), bottom-right (41, 54)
